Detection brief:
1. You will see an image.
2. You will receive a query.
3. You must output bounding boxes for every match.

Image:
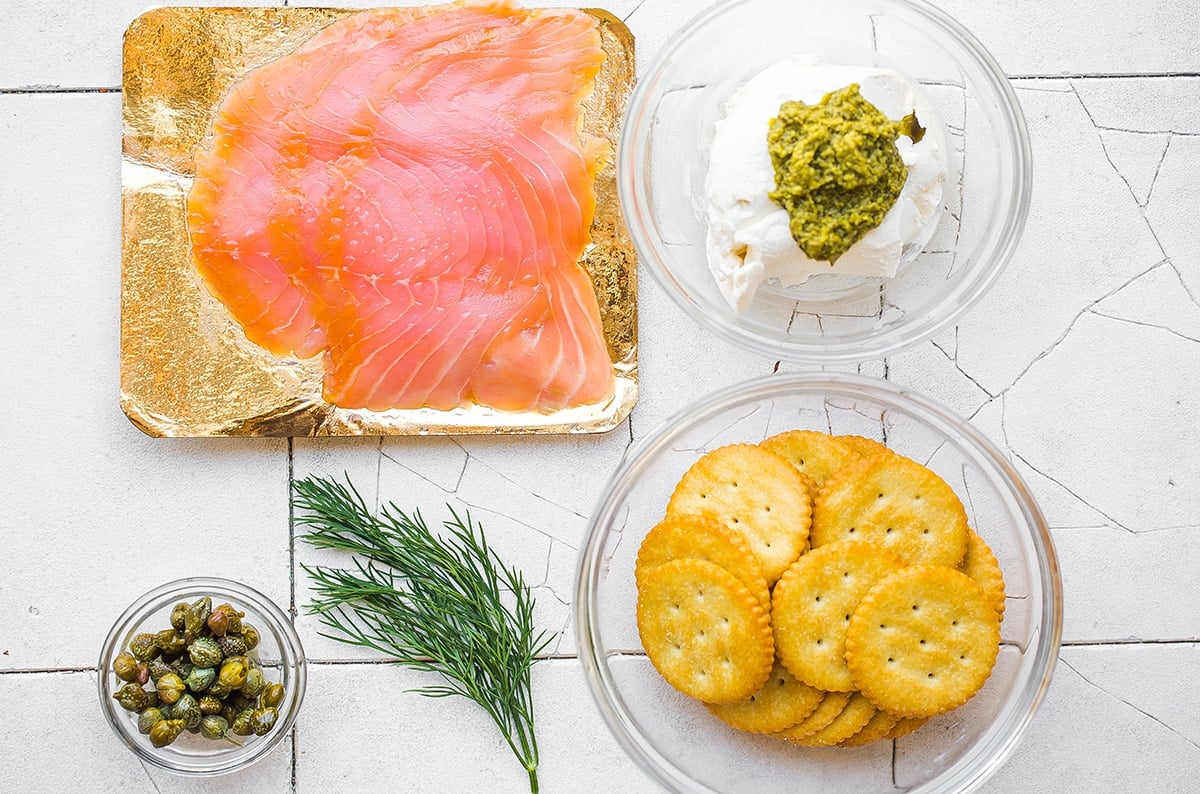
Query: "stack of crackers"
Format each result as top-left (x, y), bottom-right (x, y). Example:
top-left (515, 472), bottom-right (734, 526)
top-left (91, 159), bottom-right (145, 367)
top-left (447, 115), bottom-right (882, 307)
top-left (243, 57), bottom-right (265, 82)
top-left (635, 430), bottom-right (1005, 747)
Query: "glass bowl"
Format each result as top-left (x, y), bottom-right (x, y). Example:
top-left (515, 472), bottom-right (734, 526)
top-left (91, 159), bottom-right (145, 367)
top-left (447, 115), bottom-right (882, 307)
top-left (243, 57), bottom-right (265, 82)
top-left (575, 373), bottom-right (1061, 792)
top-left (98, 577), bottom-right (306, 776)
top-left (618, 0), bottom-right (1031, 363)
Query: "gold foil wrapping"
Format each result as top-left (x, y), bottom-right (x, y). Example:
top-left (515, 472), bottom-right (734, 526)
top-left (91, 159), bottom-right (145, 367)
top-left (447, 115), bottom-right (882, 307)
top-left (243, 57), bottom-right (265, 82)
top-left (120, 6), bottom-right (637, 437)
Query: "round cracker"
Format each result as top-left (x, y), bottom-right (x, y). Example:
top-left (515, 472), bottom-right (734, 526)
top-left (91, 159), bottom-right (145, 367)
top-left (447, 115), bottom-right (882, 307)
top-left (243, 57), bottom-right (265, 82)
top-left (636, 559), bottom-right (774, 704)
top-left (812, 455), bottom-right (969, 567)
top-left (707, 660), bottom-right (824, 734)
top-left (667, 444), bottom-right (811, 584)
top-left (774, 691), bottom-right (852, 741)
top-left (760, 430), bottom-right (862, 487)
top-left (771, 541), bottom-right (906, 692)
top-left (960, 529), bottom-right (1006, 619)
top-left (797, 471), bottom-right (820, 506)
top-left (789, 692), bottom-right (876, 747)
top-left (838, 708), bottom-right (901, 747)
top-left (886, 716), bottom-right (928, 740)
top-left (836, 434), bottom-right (892, 459)
top-left (845, 566), bottom-right (1001, 718)
top-left (636, 514), bottom-right (770, 611)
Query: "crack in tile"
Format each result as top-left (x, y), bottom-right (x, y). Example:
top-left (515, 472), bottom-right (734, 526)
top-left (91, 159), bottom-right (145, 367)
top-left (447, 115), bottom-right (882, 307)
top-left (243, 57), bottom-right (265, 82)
top-left (1053, 522), bottom-right (1200, 534)
top-left (539, 539), bottom-right (556, 588)
top-left (1009, 448), bottom-right (1136, 535)
top-left (994, 259), bottom-right (1167, 397)
top-left (533, 582), bottom-right (574, 656)
top-left (673, 405), bottom-right (765, 453)
top-left (622, 0), bottom-right (649, 23)
top-left (1088, 307), bottom-right (1200, 345)
top-left (550, 607), bottom-right (574, 655)
top-left (1010, 83), bottom-right (1074, 94)
top-left (929, 337), bottom-right (996, 398)
top-left (1144, 134), bottom-right (1174, 209)
top-left (1060, 658), bottom-right (1200, 754)
top-left (374, 436), bottom-right (384, 512)
top-left (469, 502), bottom-right (578, 548)
top-left (601, 504), bottom-right (631, 581)
top-left (380, 449), bottom-right (456, 497)
top-left (1072, 84), bottom-right (1173, 267)
top-left (1077, 85), bottom-right (1174, 212)
top-left (1096, 125), bottom-right (1200, 138)
top-left (445, 441), bottom-right (589, 521)
top-left (138, 760), bottom-right (164, 794)
top-left (1167, 261), bottom-right (1200, 314)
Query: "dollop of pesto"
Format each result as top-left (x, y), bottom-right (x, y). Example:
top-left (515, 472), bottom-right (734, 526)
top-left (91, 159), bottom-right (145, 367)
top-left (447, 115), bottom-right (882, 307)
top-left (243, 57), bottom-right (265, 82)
top-left (767, 84), bottom-right (918, 263)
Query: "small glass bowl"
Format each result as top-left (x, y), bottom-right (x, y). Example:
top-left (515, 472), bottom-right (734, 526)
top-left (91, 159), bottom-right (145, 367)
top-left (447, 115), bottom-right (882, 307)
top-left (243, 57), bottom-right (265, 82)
top-left (98, 577), bottom-right (306, 776)
top-left (618, 0), bottom-right (1032, 363)
top-left (576, 373), bottom-right (1061, 793)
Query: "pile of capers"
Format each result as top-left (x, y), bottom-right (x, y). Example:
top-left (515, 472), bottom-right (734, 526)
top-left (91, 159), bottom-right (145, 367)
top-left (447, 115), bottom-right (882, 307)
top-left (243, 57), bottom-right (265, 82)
top-left (111, 596), bottom-right (286, 749)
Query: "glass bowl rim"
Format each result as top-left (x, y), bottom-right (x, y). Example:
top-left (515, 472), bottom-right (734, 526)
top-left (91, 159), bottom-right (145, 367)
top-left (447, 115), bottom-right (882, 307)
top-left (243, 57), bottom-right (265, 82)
top-left (97, 576), bottom-right (306, 777)
top-left (616, 0), bottom-right (1034, 364)
top-left (574, 371), bottom-right (1063, 793)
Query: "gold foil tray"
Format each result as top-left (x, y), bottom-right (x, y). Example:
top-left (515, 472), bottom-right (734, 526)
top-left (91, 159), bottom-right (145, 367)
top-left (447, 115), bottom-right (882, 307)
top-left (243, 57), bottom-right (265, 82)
top-left (120, 6), bottom-right (637, 437)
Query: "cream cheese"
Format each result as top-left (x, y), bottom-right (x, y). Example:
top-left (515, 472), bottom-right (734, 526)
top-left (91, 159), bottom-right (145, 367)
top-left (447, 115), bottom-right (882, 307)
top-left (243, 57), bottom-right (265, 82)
top-left (704, 55), bottom-right (946, 312)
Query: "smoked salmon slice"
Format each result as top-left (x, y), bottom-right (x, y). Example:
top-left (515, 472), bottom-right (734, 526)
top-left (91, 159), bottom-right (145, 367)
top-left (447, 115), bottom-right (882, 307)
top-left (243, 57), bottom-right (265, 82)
top-left (186, 1), bottom-right (614, 412)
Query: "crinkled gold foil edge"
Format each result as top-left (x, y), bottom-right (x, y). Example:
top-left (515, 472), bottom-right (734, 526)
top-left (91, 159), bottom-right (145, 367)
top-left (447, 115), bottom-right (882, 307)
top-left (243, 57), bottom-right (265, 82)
top-left (119, 6), bottom-right (637, 437)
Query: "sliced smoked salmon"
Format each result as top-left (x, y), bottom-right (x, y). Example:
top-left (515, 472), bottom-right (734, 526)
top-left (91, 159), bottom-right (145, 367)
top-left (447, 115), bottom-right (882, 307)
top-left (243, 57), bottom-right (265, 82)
top-left (186, 1), bottom-right (614, 412)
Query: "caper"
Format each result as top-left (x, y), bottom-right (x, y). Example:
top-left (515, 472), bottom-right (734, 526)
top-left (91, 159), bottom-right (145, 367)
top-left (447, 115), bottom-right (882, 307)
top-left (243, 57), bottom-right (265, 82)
top-left (198, 695), bottom-right (223, 715)
top-left (183, 597), bottom-right (212, 641)
top-left (207, 679), bottom-right (232, 698)
top-left (217, 657), bottom-right (248, 690)
top-left (215, 604), bottom-right (244, 636)
top-left (113, 683), bottom-right (151, 712)
top-left (155, 629), bottom-right (187, 657)
top-left (199, 715), bottom-right (243, 745)
top-left (241, 668), bottom-right (265, 699)
top-left (260, 682), bottom-right (285, 709)
top-left (239, 623), bottom-right (260, 651)
top-left (129, 633), bottom-right (159, 662)
top-left (137, 707), bottom-right (166, 735)
top-left (206, 609), bottom-right (228, 638)
top-left (171, 693), bottom-right (202, 729)
top-left (113, 651), bottom-right (140, 683)
top-left (185, 665), bottom-right (216, 693)
top-left (170, 601), bottom-right (189, 633)
top-left (217, 634), bottom-right (247, 657)
top-left (147, 659), bottom-right (174, 682)
top-left (149, 719), bottom-right (186, 748)
top-left (230, 708), bottom-right (255, 736)
top-left (156, 672), bottom-right (186, 706)
top-left (188, 636), bottom-right (223, 668)
top-left (116, 592), bottom-right (286, 747)
top-left (250, 707), bottom-right (278, 736)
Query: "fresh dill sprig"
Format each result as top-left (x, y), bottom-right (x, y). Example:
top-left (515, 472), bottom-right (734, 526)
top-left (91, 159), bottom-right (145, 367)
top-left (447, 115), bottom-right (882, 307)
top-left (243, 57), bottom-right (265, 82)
top-left (293, 475), bottom-right (551, 793)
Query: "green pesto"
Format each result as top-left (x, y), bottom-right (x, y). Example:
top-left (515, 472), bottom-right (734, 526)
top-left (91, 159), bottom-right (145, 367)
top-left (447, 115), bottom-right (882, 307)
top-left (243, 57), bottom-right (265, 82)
top-left (767, 84), bottom-right (918, 263)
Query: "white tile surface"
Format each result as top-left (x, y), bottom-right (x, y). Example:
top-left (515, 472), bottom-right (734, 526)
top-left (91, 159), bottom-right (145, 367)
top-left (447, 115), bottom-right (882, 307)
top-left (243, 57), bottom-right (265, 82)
top-left (3, 0), bottom-right (1200, 791)
top-left (0, 93), bottom-right (290, 671)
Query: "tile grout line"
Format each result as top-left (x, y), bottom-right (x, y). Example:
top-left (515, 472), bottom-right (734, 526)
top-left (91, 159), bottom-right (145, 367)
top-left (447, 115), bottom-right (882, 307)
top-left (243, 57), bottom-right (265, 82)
top-left (0, 86), bottom-right (120, 94)
top-left (2, 71), bottom-right (1199, 97)
top-left (287, 436), bottom-right (299, 794)
top-left (2, 637), bottom-right (1197, 677)
top-left (1008, 71), bottom-right (1200, 80)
